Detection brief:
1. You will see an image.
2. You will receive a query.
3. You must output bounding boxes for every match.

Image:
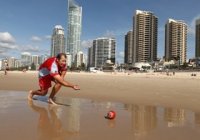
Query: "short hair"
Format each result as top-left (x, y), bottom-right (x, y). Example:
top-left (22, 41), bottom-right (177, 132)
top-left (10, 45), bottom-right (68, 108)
top-left (56, 53), bottom-right (67, 60)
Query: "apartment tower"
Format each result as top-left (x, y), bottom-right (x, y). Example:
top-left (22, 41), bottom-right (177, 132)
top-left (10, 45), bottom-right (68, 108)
top-left (165, 19), bottom-right (187, 64)
top-left (133, 10), bottom-right (158, 63)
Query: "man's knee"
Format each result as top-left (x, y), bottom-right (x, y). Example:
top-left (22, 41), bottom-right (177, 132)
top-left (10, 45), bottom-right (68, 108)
top-left (41, 89), bottom-right (48, 95)
top-left (55, 83), bottom-right (62, 88)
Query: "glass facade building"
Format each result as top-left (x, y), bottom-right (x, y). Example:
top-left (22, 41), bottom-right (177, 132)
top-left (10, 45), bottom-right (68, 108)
top-left (67, 0), bottom-right (82, 65)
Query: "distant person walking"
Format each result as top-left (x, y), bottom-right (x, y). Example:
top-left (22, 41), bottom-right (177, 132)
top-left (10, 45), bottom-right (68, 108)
top-left (4, 62), bottom-right (9, 75)
top-left (28, 53), bottom-right (80, 105)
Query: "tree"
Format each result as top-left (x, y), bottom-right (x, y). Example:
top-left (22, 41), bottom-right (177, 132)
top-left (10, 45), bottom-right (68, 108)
top-left (80, 63), bottom-right (86, 71)
top-left (31, 63), bottom-right (36, 70)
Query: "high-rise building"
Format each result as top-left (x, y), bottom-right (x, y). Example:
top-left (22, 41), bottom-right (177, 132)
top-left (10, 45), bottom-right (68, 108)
top-left (21, 52), bottom-right (32, 66)
top-left (31, 55), bottom-right (40, 70)
top-left (66, 53), bottom-right (72, 68)
top-left (15, 59), bottom-right (22, 68)
top-left (89, 37), bottom-right (116, 68)
top-left (165, 19), bottom-right (187, 64)
top-left (51, 25), bottom-right (65, 57)
top-left (31, 55), bottom-right (39, 65)
top-left (124, 31), bottom-right (133, 64)
top-left (7, 57), bottom-right (16, 69)
top-left (1, 59), bottom-right (8, 70)
top-left (0, 60), bottom-right (2, 70)
top-left (87, 47), bottom-right (93, 68)
top-left (75, 51), bottom-right (86, 67)
top-left (39, 54), bottom-right (49, 65)
top-left (133, 10), bottom-right (158, 63)
top-left (67, 0), bottom-right (82, 65)
top-left (196, 19), bottom-right (200, 57)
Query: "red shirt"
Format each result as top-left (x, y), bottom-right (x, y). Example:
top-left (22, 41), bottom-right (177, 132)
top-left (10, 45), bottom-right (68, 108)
top-left (38, 57), bottom-right (67, 79)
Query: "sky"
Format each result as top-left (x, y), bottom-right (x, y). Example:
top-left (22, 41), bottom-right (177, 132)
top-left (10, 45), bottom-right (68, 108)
top-left (0, 0), bottom-right (200, 63)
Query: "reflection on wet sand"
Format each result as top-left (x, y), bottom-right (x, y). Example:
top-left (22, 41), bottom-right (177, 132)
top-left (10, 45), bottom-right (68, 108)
top-left (164, 108), bottom-right (186, 127)
top-left (195, 113), bottom-right (200, 126)
top-left (28, 100), bottom-right (65, 140)
top-left (125, 104), bottom-right (157, 136)
top-left (57, 98), bottom-right (80, 134)
top-left (2, 91), bottom-right (200, 140)
top-left (28, 98), bottom-right (81, 139)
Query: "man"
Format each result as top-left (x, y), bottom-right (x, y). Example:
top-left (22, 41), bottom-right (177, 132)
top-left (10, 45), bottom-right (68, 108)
top-left (28, 53), bottom-right (80, 105)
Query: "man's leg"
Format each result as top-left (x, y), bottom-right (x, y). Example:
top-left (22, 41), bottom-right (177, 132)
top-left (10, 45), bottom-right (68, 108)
top-left (28, 89), bottom-right (48, 100)
top-left (48, 83), bottom-right (62, 105)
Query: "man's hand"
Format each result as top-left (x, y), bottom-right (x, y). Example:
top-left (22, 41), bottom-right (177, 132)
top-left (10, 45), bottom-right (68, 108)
top-left (73, 85), bottom-right (80, 90)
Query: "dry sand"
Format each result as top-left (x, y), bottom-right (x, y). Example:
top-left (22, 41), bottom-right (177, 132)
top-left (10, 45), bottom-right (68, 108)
top-left (1, 71), bottom-right (200, 140)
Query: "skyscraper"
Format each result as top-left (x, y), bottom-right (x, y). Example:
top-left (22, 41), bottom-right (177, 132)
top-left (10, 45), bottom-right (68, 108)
top-left (89, 37), bottom-right (116, 68)
top-left (196, 19), bottom-right (200, 57)
top-left (124, 30), bottom-right (133, 64)
top-left (165, 19), bottom-right (187, 64)
top-left (67, 0), bottom-right (82, 65)
top-left (133, 10), bottom-right (158, 63)
top-left (21, 52), bottom-right (32, 66)
top-left (87, 47), bottom-right (93, 68)
top-left (75, 51), bottom-right (86, 67)
top-left (51, 25), bottom-right (65, 57)
top-left (31, 55), bottom-right (39, 68)
top-left (7, 57), bottom-right (16, 69)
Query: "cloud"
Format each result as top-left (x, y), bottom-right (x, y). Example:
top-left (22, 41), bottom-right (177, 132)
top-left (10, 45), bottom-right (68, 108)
top-left (0, 32), bottom-right (15, 43)
top-left (0, 52), bottom-right (10, 59)
top-left (103, 29), bottom-right (128, 38)
top-left (44, 35), bottom-right (51, 40)
top-left (81, 40), bottom-right (93, 48)
top-left (0, 50), bottom-right (4, 53)
top-left (0, 32), bottom-right (18, 55)
top-left (31, 35), bottom-right (52, 41)
top-left (188, 14), bottom-right (200, 36)
top-left (19, 45), bottom-right (40, 52)
top-left (104, 30), bottom-right (115, 38)
top-left (30, 36), bottom-right (42, 41)
top-left (0, 42), bottom-right (18, 49)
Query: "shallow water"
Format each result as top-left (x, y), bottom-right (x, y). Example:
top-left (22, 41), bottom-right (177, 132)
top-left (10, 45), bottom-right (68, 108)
top-left (0, 90), bottom-right (200, 140)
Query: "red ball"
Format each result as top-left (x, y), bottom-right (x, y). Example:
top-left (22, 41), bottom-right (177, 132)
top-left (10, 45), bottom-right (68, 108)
top-left (106, 111), bottom-right (116, 119)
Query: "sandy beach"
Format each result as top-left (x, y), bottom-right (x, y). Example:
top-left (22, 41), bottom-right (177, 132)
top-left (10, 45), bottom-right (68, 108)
top-left (1, 71), bottom-right (200, 140)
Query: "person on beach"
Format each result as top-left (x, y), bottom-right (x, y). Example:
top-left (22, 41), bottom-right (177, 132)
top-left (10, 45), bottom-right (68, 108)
top-left (4, 62), bottom-right (9, 75)
top-left (28, 53), bottom-right (80, 105)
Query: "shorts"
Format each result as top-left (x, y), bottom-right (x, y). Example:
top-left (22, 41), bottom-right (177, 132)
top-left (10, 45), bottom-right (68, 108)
top-left (39, 76), bottom-right (53, 90)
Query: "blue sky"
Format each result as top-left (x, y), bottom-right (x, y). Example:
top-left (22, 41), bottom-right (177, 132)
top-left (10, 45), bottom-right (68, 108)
top-left (0, 0), bottom-right (200, 63)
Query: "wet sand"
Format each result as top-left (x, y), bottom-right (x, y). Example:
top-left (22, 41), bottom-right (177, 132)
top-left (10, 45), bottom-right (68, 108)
top-left (1, 71), bottom-right (200, 139)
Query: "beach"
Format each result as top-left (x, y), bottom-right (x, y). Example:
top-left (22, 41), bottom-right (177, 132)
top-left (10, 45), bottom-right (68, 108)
top-left (1, 71), bottom-right (200, 140)
top-left (1, 71), bottom-right (200, 110)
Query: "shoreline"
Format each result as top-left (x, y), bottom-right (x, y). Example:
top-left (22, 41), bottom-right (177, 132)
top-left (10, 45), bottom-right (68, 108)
top-left (1, 71), bottom-right (200, 112)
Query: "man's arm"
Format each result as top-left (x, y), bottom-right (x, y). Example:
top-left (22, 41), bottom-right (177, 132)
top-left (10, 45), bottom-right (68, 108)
top-left (53, 74), bottom-right (80, 90)
top-left (61, 71), bottom-right (67, 79)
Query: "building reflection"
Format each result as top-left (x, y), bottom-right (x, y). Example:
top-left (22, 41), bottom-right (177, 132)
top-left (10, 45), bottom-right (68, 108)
top-left (164, 108), bottom-right (185, 127)
top-left (195, 112), bottom-right (200, 126)
top-left (126, 104), bottom-right (157, 136)
top-left (65, 98), bottom-right (80, 133)
top-left (53, 97), bottom-right (81, 134)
